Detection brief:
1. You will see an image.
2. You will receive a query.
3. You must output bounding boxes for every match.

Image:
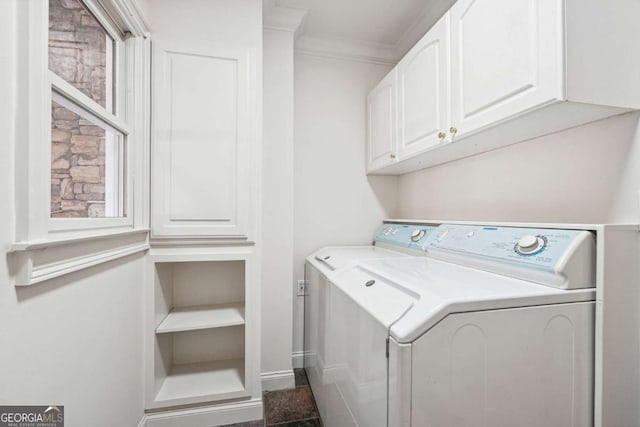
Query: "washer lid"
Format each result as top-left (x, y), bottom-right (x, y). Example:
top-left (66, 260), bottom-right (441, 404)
top-left (309, 246), bottom-right (408, 273)
top-left (346, 257), bottom-right (595, 343)
top-left (330, 265), bottom-right (417, 328)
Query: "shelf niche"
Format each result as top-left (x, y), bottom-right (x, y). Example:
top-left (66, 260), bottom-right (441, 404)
top-left (151, 260), bottom-right (248, 408)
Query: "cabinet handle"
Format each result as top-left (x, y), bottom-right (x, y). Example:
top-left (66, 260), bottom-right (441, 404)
top-left (438, 132), bottom-right (446, 140)
top-left (449, 126), bottom-right (458, 135)
top-left (390, 153), bottom-right (396, 159)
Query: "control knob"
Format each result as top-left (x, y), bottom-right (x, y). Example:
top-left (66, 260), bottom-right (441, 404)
top-left (515, 235), bottom-right (546, 255)
top-left (411, 229), bottom-right (426, 242)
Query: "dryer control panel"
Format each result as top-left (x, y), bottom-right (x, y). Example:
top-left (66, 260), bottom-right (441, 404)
top-left (424, 224), bottom-right (596, 289)
top-left (374, 223), bottom-right (437, 251)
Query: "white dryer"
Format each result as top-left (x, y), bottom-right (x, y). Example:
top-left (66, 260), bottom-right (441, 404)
top-left (304, 223), bottom-right (438, 425)
top-left (323, 223), bottom-right (596, 427)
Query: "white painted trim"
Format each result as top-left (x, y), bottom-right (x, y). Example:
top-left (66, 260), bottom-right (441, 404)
top-left (145, 398), bottom-right (263, 427)
top-left (263, 5), bottom-right (307, 38)
top-left (97, 0), bottom-right (151, 38)
top-left (31, 242), bottom-right (148, 283)
top-left (392, 0), bottom-right (454, 58)
top-left (261, 370), bottom-right (295, 391)
top-left (137, 414), bottom-right (147, 427)
top-left (11, 227), bottom-right (149, 251)
top-left (82, 0), bottom-right (126, 42)
top-left (295, 35), bottom-right (398, 66)
top-left (149, 238), bottom-right (255, 248)
top-left (278, 0), bottom-right (454, 66)
top-left (50, 74), bottom-right (131, 134)
top-left (292, 351), bottom-right (304, 369)
top-left (10, 229), bottom-right (149, 286)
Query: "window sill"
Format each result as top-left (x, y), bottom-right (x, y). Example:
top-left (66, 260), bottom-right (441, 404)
top-left (10, 228), bottom-right (149, 286)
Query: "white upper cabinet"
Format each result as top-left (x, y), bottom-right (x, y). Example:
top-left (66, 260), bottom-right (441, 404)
top-left (367, 0), bottom-right (640, 175)
top-left (450, 0), bottom-right (561, 138)
top-left (151, 41), bottom-right (257, 239)
top-left (366, 69), bottom-right (397, 172)
top-left (397, 12), bottom-right (450, 158)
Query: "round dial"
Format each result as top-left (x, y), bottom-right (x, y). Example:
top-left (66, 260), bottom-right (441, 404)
top-left (411, 229), bottom-right (426, 242)
top-left (515, 235), bottom-right (547, 255)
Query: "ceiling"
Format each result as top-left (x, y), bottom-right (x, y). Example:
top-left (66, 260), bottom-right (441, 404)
top-left (265, 0), bottom-right (451, 62)
top-left (274, 0), bottom-right (433, 46)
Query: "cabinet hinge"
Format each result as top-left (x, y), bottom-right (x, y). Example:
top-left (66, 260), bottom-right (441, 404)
top-left (385, 338), bottom-right (389, 358)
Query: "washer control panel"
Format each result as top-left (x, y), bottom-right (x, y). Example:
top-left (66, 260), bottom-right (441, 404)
top-left (424, 224), bottom-right (596, 289)
top-left (374, 223), bottom-right (437, 250)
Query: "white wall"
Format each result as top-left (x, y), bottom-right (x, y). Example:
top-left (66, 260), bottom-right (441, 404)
top-left (0, 2), bottom-right (145, 425)
top-left (138, 0), bottom-right (261, 49)
top-left (262, 28), bottom-right (295, 383)
top-left (397, 112), bottom-right (640, 223)
top-left (292, 55), bottom-right (399, 355)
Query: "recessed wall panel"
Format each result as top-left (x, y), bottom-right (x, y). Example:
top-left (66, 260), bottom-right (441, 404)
top-left (167, 52), bottom-right (238, 222)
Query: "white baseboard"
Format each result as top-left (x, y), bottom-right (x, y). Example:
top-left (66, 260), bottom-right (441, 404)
top-left (292, 351), bottom-right (304, 369)
top-left (261, 369), bottom-right (295, 391)
top-left (144, 398), bottom-right (263, 427)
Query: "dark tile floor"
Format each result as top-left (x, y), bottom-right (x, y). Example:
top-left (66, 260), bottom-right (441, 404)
top-left (218, 368), bottom-right (322, 427)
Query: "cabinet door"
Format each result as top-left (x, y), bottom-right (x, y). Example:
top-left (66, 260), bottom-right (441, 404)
top-left (450, 0), bottom-right (563, 137)
top-left (397, 12), bottom-right (450, 158)
top-left (366, 69), bottom-right (397, 173)
top-left (151, 41), bottom-right (257, 239)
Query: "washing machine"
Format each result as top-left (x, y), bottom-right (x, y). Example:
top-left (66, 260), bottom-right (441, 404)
top-left (323, 223), bottom-right (596, 427)
top-left (304, 223), bottom-right (437, 425)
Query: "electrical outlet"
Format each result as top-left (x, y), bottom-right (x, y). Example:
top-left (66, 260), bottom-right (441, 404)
top-left (297, 280), bottom-right (307, 296)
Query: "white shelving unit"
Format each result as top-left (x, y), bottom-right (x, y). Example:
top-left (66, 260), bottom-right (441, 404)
top-left (145, 249), bottom-right (259, 410)
top-left (155, 359), bottom-right (246, 403)
top-left (156, 303), bottom-right (245, 334)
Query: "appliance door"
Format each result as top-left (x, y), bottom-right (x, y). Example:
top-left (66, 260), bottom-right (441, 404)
top-left (411, 302), bottom-right (594, 427)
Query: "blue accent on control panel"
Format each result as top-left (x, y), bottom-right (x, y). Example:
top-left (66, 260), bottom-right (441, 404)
top-left (374, 223), bottom-right (438, 250)
top-left (424, 224), bottom-right (591, 272)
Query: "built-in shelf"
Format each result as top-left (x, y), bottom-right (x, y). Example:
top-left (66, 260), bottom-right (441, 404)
top-left (147, 254), bottom-right (256, 411)
top-left (156, 303), bottom-right (245, 334)
top-left (155, 358), bottom-right (245, 403)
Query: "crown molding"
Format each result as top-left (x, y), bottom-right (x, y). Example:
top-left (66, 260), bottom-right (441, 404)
top-left (392, 0), bottom-right (453, 57)
top-left (267, 0), bottom-right (454, 66)
top-left (295, 35), bottom-right (398, 66)
top-left (264, 4), bottom-right (307, 37)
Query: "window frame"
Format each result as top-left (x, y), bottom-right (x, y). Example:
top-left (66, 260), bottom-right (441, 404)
top-left (48, 0), bottom-right (130, 228)
top-left (12, 0), bottom-right (151, 286)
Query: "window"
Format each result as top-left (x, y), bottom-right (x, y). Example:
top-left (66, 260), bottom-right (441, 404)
top-left (50, 95), bottom-right (125, 218)
top-left (48, 0), bottom-right (125, 219)
top-left (11, 0), bottom-right (150, 286)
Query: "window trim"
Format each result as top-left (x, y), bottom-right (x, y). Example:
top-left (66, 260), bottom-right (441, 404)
top-left (49, 73), bottom-right (131, 134)
top-left (49, 79), bottom-right (132, 230)
top-left (11, 0), bottom-right (151, 286)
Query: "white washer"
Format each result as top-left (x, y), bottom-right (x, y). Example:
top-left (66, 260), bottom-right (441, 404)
top-left (304, 223), bottom-right (437, 425)
top-left (322, 223), bottom-right (596, 427)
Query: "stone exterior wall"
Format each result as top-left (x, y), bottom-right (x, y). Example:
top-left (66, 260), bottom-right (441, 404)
top-left (49, 0), bottom-right (110, 218)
